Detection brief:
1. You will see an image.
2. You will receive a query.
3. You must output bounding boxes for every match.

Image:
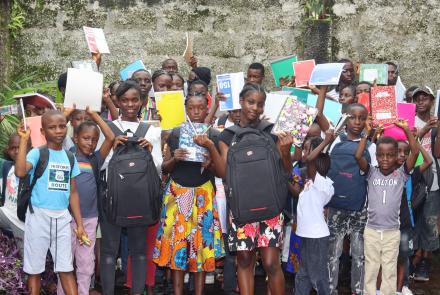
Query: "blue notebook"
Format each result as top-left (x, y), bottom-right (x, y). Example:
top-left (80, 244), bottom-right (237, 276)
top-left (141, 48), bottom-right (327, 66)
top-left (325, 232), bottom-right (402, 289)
top-left (120, 60), bottom-right (146, 80)
top-left (179, 122), bottom-right (209, 162)
top-left (306, 94), bottom-right (342, 125)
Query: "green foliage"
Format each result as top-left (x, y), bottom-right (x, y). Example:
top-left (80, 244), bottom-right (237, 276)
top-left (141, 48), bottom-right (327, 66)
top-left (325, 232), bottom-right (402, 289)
top-left (304, 0), bottom-right (333, 21)
top-left (8, 0), bottom-right (26, 39)
top-left (0, 72), bottom-right (61, 158)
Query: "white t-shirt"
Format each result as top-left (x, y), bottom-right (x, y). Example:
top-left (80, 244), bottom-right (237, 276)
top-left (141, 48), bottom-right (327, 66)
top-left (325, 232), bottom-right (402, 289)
top-left (329, 135), bottom-right (378, 167)
top-left (0, 166), bottom-right (25, 230)
top-left (415, 116), bottom-right (438, 191)
top-left (296, 172), bottom-right (334, 238)
top-left (214, 116), bottom-right (235, 129)
top-left (103, 119), bottom-right (163, 175)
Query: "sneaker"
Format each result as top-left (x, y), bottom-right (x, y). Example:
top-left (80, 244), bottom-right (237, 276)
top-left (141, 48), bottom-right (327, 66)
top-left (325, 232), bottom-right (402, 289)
top-left (205, 273), bottom-right (215, 284)
top-left (414, 259), bottom-right (430, 281)
top-left (402, 286), bottom-right (413, 295)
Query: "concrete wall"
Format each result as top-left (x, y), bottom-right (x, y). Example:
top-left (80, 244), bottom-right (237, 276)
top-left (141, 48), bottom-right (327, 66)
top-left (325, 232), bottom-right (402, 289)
top-left (6, 0), bottom-right (440, 90)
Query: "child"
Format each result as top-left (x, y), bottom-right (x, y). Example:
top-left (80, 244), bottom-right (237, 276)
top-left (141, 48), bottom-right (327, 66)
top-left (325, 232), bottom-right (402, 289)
top-left (100, 80), bottom-right (162, 295)
top-left (412, 86), bottom-right (440, 281)
top-left (327, 103), bottom-right (377, 295)
top-left (0, 134), bottom-right (26, 257)
top-left (57, 107), bottom-right (115, 295)
top-left (339, 85), bottom-right (356, 105)
top-left (326, 59), bottom-right (354, 101)
top-left (171, 73), bottom-right (185, 91)
top-left (161, 58), bottom-right (179, 74)
top-left (394, 139), bottom-right (432, 294)
top-left (153, 92), bottom-right (224, 295)
top-left (246, 62), bottom-right (265, 85)
top-left (354, 120), bottom-right (418, 295)
top-left (356, 81), bottom-right (372, 101)
top-left (132, 69), bottom-right (155, 121)
top-left (295, 132), bottom-right (335, 295)
top-left (217, 84), bottom-right (293, 295)
top-left (15, 110), bottom-right (86, 295)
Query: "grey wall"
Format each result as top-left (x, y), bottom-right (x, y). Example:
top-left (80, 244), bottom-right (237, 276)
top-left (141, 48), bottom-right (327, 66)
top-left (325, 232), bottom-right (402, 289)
top-left (6, 0), bottom-right (440, 90)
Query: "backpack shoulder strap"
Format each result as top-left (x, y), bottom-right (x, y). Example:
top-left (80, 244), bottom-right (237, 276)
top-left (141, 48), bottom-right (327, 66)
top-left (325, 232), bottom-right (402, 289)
top-left (256, 120), bottom-right (274, 133)
top-left (65, 149), bottom-right (75, 177)
top-left (134, 122), bottom-right (151, 139)
top-left (27, 146), bottom-right (50, 213)
top-left (430, 129), bottom-right (439, 191)
top-left (88, 153), bottom-right (100, 186)
top-left (108, 121), bottom-right (124, 137)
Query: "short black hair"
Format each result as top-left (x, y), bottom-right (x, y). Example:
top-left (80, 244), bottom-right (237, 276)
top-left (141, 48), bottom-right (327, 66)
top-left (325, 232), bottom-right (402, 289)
top-left (57, 72), bottom-right (67, 91)
top-left (188, 79), bottom-right (208, 93)
top-left (162, 58), bottom-right (177, 68)
top-left (185, 93), bottom-right (208, 106)
top-left (308, 136), bottom-right (331, 176)
top-left (248, 62), bottom-right (265, 76)
top-left (357, 81), bottom-right (372, 87)
top-left (108, 80), bottom-right (122, 96)
top-left (75, 121), bottom-right (99, 135)
top-left (239, 83), bottom-right (266, 100)
top-left (346, 103), bottom-right (368, 113)
top-left (115, 80), bottom-right (141, 99)
top-left (377, 136), bottom-right (398, 150)
top-left (172, 72), bottom-right (185, 84)
top-left (338, 58), bottom-right (352, 64)
top-left (131, 69), bottom-right (150, 79)
top-left (41, 110), bottom-right (66, 128)
top-left (152, 69), bottom-right (173, 83)
top-left (385, 61), bottom-right (398, 72)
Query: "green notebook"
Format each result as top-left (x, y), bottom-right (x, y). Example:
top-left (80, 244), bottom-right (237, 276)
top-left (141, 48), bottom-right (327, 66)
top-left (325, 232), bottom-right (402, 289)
top-left (271, 55), bottom-right (298, 87)
top-left (281, 87), bottom-right (310, 104)
top-left (359, 64), bottom-right (388, 85)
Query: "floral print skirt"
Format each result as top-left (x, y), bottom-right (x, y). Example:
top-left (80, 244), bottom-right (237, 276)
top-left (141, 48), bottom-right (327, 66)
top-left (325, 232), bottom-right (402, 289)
top-left (153, 179), bottom-right (224, 272)
top-left (228, 213), bottom-right (284, 252)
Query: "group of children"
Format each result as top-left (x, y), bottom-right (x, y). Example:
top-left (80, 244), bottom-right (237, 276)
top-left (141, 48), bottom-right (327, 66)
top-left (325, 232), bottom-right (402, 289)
top-left (0, 56), bottom-right (439, 295)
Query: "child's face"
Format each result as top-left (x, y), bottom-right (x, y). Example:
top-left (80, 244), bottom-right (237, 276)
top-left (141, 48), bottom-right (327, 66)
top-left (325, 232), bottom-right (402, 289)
top-left (387, 64), bottom-right (398, 85)
top-left (110, 83), bottom-right (120, 107)
top-left (189, 84), bottom-right (207, 98)
top-left (340, 62), bottom-right (354, 84)
top-left (239, 91), bottom-right (265, 123)
top-left (41, 114), bottom-right (67, 146)
top-left (339, 87), bottom-right (355, 104)
top-left (153, 75), bottom-right (172, 92)
top-left (377, 143), bottom-right (398, 173)
top-left (397, 141), bottom-right (410, 166)
top-left (70, 111), bottom-right (87, 130)
top-left (7, 135), bottom-right (20, 161)
top-left (25, 104), bottom-right (45, 117)
top-left (132, 71), bottom-right (152, 97)
top-left (356, 83), bottom-right (370, 100)
top-left (170, 75), bottom-right (184, 91)
top-left (346, 106), bottom-right (367, 137)
top-left (186, 96), bottom-right (208, 123)
top-left (75, 126), bottom-right (99, 156)
top-left (247, 69), bottom-right (264, 85)
top-left (229, 109), bottom-right (241, 124)
top-left (118, 88), bottom-right (142, 121)
top-left (162, 60), bottom-right (178, 74)
top-left (415, 93), bottom-right (433, 115)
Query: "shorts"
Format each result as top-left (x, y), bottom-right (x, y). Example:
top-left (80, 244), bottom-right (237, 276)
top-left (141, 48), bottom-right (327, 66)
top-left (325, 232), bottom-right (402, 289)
top-left (398, 228), bottom-right (414, 260)
top-left (23, 207), bottom-right (73, 274)
top-left (228, 213), bottom-right (284, 252)
top-left (413, 190), bottom-right (440, 252)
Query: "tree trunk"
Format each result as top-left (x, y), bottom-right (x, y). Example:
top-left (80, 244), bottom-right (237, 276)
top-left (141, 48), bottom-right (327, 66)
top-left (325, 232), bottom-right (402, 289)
top-left (303, 19), bottom-right (330, 64)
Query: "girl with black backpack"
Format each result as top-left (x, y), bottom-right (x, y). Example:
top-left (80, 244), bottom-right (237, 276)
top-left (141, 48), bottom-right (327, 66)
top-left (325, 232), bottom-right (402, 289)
top-left (153, 93), bottom-right (225, 295)
top-left (216, 84), bottom-right (294, 295)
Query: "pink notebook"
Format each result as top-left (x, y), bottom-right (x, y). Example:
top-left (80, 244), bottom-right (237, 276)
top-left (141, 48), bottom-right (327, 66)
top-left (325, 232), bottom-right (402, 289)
top-left (27, 116), bottom-right (47, 147)
top-left (383, 103), bottom-right (416, 140)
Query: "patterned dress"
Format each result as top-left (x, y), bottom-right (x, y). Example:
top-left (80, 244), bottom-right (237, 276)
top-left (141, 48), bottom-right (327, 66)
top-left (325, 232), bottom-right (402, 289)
top-left (153, 179), bottom-right (224, 272)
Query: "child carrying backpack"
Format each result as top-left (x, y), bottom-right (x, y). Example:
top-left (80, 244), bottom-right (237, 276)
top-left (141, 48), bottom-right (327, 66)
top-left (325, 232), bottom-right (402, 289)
top-left (99, 80), bottom-right (162, 295)
top-left (153, 92), bottom-right (224, 295)
top-left (295, 132), bottom-right (335, 295)
top-left (217, 84), bottom-right (293, 295)
top-left (15, 110), bottom-right (86, 295)
top-left (57, 107), bottom-right (115, 295)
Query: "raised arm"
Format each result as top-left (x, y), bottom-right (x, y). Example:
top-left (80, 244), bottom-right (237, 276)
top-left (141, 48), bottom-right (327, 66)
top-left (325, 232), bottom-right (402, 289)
top-left (305, 129), bottom-right (336, 163)
top-left (276, 131), bottom-right (294, 173)
top-left (14, 123), bottom-right (33, 178)
top-left (394, 120), bottom-right (419, 172)
top-left (102, 88), bottom-right (119, 120)
top-left (86, 107), bottom-right (115, 159)
top-left (205, 91), bottom-right (226, 125)
top-left (315, 86), bottom-right (330, 132)
top-left (354, 119), bottom-right (371, 173)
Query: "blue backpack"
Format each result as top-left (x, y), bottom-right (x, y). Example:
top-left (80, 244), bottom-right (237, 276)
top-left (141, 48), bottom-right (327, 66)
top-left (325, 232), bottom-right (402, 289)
top-left (327, 134), bottom-right (371, 211)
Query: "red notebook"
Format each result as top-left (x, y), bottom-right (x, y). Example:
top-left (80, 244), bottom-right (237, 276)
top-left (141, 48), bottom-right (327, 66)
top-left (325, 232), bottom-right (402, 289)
top-left (370, 86), bottom-right (397, 126)
top-left (357, 92), bottom-right (371, 113)
top-left (293, 60), bottom-right (315, 87)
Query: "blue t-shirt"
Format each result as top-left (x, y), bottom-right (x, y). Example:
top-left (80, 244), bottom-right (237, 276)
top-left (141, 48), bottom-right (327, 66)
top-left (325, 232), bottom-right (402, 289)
top-left (26, 148), bottom-right (80, 210)
top-left (75, 151), bottom-right (104, 218)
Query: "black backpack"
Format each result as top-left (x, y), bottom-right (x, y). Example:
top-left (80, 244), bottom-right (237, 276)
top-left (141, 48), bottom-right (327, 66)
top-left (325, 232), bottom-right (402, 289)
top-left (217, 115), bottom-right (228, 127)
top-left (17, 146), bottom-right (74, 222)
top-left (106, 122), bottom-right (162, 227)
top-left (225, 121), bottom-right (289, 225)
